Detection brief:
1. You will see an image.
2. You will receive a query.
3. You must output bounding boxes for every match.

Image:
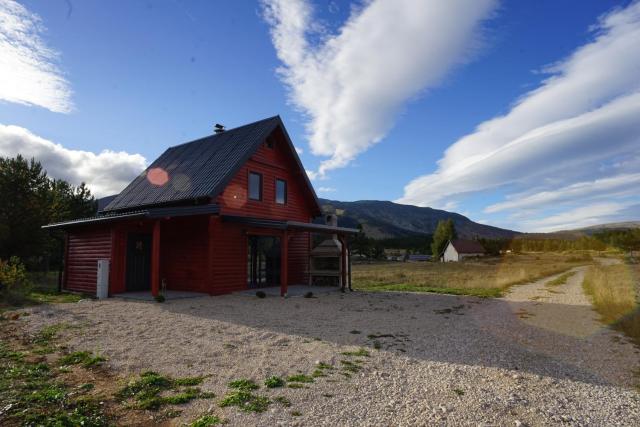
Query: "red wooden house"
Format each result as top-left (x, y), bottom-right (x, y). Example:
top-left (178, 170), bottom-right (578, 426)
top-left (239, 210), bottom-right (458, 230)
top-left (44, 116), bottom-right (357, 297)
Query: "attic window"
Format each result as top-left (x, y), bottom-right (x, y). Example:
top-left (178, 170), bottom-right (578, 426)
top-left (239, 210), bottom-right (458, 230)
top-left (265, 136), bottom-right (275, 149)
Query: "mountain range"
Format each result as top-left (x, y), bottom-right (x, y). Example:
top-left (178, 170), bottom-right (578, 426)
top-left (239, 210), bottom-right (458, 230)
top-left (320, 199), bottom-right (518, 239)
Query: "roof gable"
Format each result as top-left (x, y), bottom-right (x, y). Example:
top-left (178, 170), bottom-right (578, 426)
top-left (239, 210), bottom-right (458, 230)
top-left (103, 116), bottom-right (320, 214)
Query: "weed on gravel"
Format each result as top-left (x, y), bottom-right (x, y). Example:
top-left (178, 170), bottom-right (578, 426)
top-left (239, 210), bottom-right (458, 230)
top-left (453, 388), bottom-right (465, 396)
top-left (340, 360), bottom-right (363, 374)
top-left (116, 371), bottom-right (213, 410)
top-left (219, 390), bottom-right (270, 413)
top-left (0, 340), bottom-right (109, 426)
top-left (191, 414), bottom-right (224, 426)
top-left (546, 271), bottom-right (575, 287)
top-left (264, 376), bottom-right (285, 388)
top-left (287, 373), bottom-right (314, 383)
top-left (341, 348), bottom-right (370, 357)
top-left (228, 378), bottom-right (259, 391)
top-left (273, 396), bottom-right (291, 407)
top-left (58, 351), bottom-right (106, 368)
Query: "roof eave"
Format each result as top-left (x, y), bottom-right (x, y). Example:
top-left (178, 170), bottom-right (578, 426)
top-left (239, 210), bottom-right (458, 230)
top-left (42, 204), bottom-right (220, 230)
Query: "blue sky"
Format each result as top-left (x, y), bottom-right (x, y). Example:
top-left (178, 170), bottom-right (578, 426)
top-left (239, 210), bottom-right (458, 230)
top-left (1, 0), bottom-right (639, 232)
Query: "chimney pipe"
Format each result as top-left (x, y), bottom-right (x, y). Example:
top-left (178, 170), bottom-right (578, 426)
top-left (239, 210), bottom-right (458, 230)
top-left (214, 123), bottom-right (225, 134)
top-left (326, 214), bottom-right (338, 240)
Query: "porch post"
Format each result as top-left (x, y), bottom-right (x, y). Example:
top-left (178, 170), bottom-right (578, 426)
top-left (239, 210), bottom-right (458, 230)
top-left (340, 235), bottom-right (347, 292)
top-left (151, 220), bottom-right (161, 297)
top-left (280, 230), bottom-right (288, 297)
top-left (348, 244), bottom-right (352, 291)
top-left (207, 216), bottom-right (218, 295)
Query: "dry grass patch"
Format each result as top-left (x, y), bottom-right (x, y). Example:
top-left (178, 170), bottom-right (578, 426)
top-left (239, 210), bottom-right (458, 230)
top-left (353, 253), bottom-right (589, 297)
top-left (583, 263), bottom-right (640, 346)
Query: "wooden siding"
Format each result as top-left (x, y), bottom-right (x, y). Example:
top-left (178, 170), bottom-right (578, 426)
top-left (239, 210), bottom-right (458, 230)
top-left (161, 216), bottom-right (209, 292)
top-left (209, 220), bottom-right (248, 294)
top-left (216, 130), bottom-right (314, 222)
top-left (288, 231), bottom-right (309, 285)
top-left (210, 130), bottom-right (314, 293)
top-left (66, 227), bottom-right (112, 294)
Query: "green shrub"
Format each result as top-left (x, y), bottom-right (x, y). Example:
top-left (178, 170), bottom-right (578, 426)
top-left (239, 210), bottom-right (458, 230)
top-left (191, 414), bottom-right (223, 426)
top-left (286, 374), bottom-right (314, 383)
top-left (219, 390), bottom-right (270, 412)
top-left (228, 378), bottom-right (259, 391)
top-left (0, 257), bottom-right (32, 305)
top-left (58, 351), bottom-right (106, 368)
top-left (264, 376), bottom-right (285, 388)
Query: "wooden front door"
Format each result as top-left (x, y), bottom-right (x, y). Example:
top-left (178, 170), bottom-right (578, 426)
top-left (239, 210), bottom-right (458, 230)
top-left (126, 233), bottom-right (152, 292)
top-left (247, 236), bottom-right (281, 288)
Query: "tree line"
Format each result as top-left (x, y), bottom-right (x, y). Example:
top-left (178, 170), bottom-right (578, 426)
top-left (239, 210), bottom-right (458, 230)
top-left (0, 155), bottom-right (96, 271)
top-left (349, 219), bottom-right (640, 260)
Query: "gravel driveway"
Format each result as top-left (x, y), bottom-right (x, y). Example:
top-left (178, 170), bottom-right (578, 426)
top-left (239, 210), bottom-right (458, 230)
top-left (22, 268), bottom-right (640, 426)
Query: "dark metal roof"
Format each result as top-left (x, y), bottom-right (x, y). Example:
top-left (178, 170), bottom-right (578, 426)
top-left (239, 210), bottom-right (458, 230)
top-left (96, 194), bottom-right (117, 211)
top-left (103, 116), bottom-right (321, 214)
top-left (450, 239), bottom-right (486, 254)
top-left (43, 204), bottom-right (219, 230)
top-left (222, 215), bottom-right (359, 235)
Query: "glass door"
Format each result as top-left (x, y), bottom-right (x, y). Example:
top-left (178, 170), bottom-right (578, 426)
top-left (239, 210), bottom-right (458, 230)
top-left (247, 236), bottom-right (281, 288)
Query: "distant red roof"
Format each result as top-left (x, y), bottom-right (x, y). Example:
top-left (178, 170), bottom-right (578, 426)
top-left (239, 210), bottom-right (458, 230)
top-left (450, 239), bottom-right (486, 254)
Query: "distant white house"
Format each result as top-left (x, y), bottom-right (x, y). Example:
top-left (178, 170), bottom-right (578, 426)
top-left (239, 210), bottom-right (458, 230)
top-left (441, 239), bottom-right (486, 262)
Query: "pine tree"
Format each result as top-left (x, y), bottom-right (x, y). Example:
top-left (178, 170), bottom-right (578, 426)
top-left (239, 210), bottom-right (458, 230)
top-left (431, 219), bottom-right (457, 259)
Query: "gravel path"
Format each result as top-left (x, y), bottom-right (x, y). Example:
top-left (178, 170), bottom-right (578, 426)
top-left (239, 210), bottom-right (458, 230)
top-left (20, 268), bottom-right (640, 426)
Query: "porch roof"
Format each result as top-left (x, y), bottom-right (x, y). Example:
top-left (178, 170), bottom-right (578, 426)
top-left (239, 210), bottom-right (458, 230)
top-left (42, 204), bottom-right (220, 230)
top-left (221, 215), bottom-right (359, 235)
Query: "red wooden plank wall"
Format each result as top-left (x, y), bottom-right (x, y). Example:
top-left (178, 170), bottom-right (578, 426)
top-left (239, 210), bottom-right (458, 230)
top-left (161, 216), bottom-right (209, 292)
top-left (217, 131), bottom-right (314, 222)
top-left (66, 227), bottom-right (112, 294)
top-left (208, 129), bottom-right (314, 293)
top-left (288, 231), bottom-right (309, 285)
top-left (208, 220), bottom-right (248, 294)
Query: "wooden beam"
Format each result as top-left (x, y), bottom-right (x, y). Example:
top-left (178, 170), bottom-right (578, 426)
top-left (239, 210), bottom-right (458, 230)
top-left (62, 232), bottom-right (69, 292)
top-left (151, 220), bottom-right (161, 297)
top-left (340, 236), bottom-right (347, 292)
top-left (280, 231), bottom-right (288, 297)
top-left (347, 244), bottom-right (352, 291)
top-left (207, 216), bottom-right (218, 295)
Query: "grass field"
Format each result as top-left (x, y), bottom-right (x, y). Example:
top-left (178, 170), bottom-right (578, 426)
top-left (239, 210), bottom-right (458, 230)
top-left (583, 261), bottom-right (640, 346)
top-left (352, 253), bottom-right (593, 297)
top-left (0, 271), bottom-right (83, 313)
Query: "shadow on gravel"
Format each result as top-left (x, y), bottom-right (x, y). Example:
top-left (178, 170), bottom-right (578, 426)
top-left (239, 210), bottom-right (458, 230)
top-left (144, 290), bottom-right (635, 388)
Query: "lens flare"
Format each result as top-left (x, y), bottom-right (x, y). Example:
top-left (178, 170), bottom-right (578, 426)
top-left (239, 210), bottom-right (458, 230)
top-left (147, 167), bottom-right (169, 186)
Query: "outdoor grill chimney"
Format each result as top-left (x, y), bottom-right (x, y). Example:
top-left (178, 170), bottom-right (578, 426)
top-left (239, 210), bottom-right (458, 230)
top-left (214, 123), bottom-right (225, 134)
top-left (325, 214), bottom-right (337, 227)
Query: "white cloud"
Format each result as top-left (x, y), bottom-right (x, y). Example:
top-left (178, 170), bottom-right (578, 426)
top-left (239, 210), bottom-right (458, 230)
top-left (485, 172), bottom-right (640, 213)
top-left (398, 2), bottom-right (640, 229)
top-left (0, 0), bottom-right (73, 113)
top-left (518, 202), bottom-right (629, 233)
top-left (294, 145), bottom-right (304, 155)
top-left (317, 186), bottom-right (336, 193)
top-left (262, 0), bottom-right (497, 177)
top-left (0, 123), bottom-right (146, 197)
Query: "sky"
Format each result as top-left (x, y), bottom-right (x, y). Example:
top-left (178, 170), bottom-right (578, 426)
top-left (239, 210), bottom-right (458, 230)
top-left (1, 0), bottom-right (639, 233)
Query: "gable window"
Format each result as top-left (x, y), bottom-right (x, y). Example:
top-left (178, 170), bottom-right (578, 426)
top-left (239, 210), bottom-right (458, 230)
top-left (276, 178), bottom-right (287, 204)
top-left (266, 136), bottom-right (275, 149)
top-left (249, 172), bottom-right (262, 201)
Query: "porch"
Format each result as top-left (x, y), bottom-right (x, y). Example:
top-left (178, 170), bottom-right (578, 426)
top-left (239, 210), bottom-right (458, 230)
top-left (234, 284), bottom-right (343, 297)
top-left (112, 290), bottom-right (208, 301)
